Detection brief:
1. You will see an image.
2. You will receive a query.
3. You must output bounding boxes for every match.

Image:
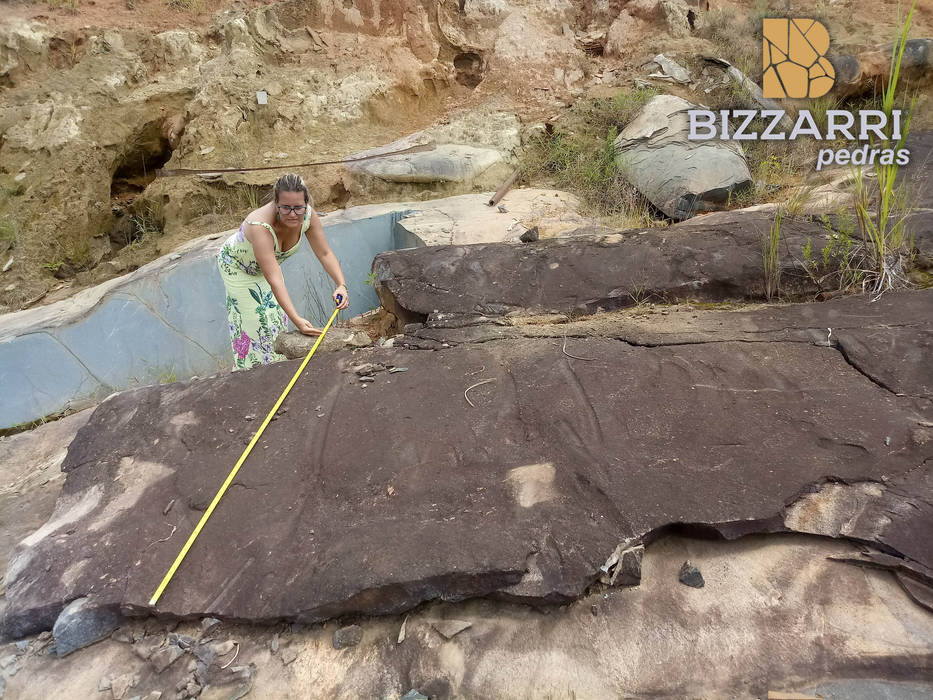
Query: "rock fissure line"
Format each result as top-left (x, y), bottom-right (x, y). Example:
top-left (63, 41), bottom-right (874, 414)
top-left (612, 335), bottom-right (812, 348)
top-left (29, 330), bottom-right (110, 392)
top-left (403, 325), bottom-right (925, 405)
top-left (122, 291), bottom-right (222, 363)
top-left (830, 340), bottom-right (909, 398)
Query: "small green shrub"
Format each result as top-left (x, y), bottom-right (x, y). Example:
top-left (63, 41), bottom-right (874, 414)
top-left (849, 0), bottom-right (918, 296)
top-left (700, 7), bottom-right (739, 47)
top-left (521, 88), bottom-right (661, 228)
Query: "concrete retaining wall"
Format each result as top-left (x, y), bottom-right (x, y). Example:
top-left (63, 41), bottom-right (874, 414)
top-left (0, 208), bottom-right (417, 429)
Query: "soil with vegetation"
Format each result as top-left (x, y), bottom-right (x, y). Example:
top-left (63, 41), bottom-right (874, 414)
top-left (0, 0), bottom-right (931, 312)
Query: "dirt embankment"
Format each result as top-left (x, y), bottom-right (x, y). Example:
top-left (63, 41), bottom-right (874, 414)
top-left (0, 0), bottom-right (930, 312)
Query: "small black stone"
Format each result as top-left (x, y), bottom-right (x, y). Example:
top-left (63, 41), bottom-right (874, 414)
top-left (333, 624), bottom-right (363, 649)
top-left (519, 226), bottom-right (539, 243)
top-left (678, 561), bottom-right (705, 588)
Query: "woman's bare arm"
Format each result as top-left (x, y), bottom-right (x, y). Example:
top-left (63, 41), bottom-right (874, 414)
top-left (305, 211), bottom-right (349, 309)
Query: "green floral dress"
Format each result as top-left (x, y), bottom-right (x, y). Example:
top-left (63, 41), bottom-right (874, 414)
top-left (217, 214), bottom-right (309, 370)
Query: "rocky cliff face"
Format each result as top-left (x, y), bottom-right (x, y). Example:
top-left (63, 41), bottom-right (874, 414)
top-left (0, 0), bottom-right (931, 312)
top-left (0, 0), bottom-right (713, 311)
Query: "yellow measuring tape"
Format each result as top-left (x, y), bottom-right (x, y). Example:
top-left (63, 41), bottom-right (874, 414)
top-left (149, 305), bottom-right (342, 605)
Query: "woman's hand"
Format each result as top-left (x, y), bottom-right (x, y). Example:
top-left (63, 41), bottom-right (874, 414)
top-left (294, 317), bottom-right (323, 336)
top-left (333, 284), bottom-right (349, 310)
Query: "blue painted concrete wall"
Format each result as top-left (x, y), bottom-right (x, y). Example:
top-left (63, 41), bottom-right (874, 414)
top-left (0, 209), bottom-right (419, 429)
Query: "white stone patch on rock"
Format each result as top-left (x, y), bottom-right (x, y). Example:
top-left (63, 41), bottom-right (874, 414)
top-left (169, 411), bottom-right (200, 431)
top-left (311, 72), bottom-right (392, 121)
top-left (432, 619), bottom-right (473, 640)
top-left (501, 551), bottom-right (544, 597)
top-left (88, 458), bottom-right (171, 533)
top-left (388, 189), bottom-right (589, 246)
top-left (14, 485), bottom-right (103, 558)
top-left (344, 6), bottom-right (365, 27)
top-left (784, 481), bottom-right (889, 539)
top-left (0, 19), bottom-right (49, 78)
top-left (154, 30), bottom-right (205, 65)
top-left (222, 17), bottom-right (253, 50)
top-left (660, 0), bottom-right (694, 38)
top-left (275, 329), bottom-right (372, 359)
top-left (627, 0), bottom-right (664, 21)
top-left (345, 107), bottom-right (521, 167)
top-left (792, 182), bottom-right (857, 217)
top-left (103, 72), bottom-right (128, 89)
top-left (345, 130), bottom-right (435, 162)
top-left (533, 0), bottom-right (576, 23)
top-left (3, 98), bottom-right (84, 151)
top-left (430, 109), bottom-right (522, 158)
top-left (491, 11), bottom-right (578, 64)
top-left (394, 209), bottom-right (457, 246)
top-left (605, 12), bottom-right (647, 58)
top-left (216, 6), bottom-right (286, 51)
top-left (467, 0), bottom-right (510, 17)
top-left (647, 54), bottom-right (690, 84)
top-left (249, 7), bottom-right (287, 46)
top-left (60, 558), bottom-right (91, 589)
top-left (506, 463), bottom-right (557, 508)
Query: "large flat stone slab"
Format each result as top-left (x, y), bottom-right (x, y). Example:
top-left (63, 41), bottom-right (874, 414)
top-left (403, 289), bottom-right (933, 400)
top-left (340, 109), bottom-right (520, 194)
top-left (323, 188), bottom-right (593, 246)
top-left (3, 294), bottom-right (930, 638)
top-left (3, 535), bottom-right (931, 699)
top-left (373, 211), bottom-right (830, 322)
top-left (346, 144), bottom-right (503, 183)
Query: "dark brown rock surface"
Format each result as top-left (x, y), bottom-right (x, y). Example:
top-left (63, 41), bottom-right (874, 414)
top-left (2, 292), bottom-right (930, 638)
top-left (903, 131), bottom-right (933, 260)
top-left (372, 213), bottom-right (828, 322)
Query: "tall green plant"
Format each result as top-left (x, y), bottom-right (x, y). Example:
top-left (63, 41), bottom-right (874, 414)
top-left (762, 208), bottom-right (783, 301)
top-left (852, 0), bottom-right (917, 296)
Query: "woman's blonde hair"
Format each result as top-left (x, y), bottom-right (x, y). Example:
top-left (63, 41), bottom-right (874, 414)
top-left (271, 173), bottom-right (312, 207)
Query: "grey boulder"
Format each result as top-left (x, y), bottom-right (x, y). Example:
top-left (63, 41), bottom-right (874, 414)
top-left (52, 597), bottom-right (123, 657)
top-left (274, 329), bottom-right (371, 359)
top-left (614, 94), bottom-right (752, 220)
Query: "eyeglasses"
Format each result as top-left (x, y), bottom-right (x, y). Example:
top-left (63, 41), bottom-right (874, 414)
top-left (277, 204), bottom-right (307, 215)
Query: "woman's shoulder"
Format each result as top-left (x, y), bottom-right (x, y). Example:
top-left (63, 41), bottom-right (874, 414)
top-left (244, 203), bottom-right (273, 226)
top-left (243, 207), bottom-right (279, 241)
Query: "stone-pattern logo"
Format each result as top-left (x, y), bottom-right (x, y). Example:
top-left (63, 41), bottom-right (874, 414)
top-left (762, 18), bottom-right (835, 99)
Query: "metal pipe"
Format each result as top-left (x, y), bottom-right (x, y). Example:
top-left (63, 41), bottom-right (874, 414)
top-left (488, 167), bottom-right (522, 207)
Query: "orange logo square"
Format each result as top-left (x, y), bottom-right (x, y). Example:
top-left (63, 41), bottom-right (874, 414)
top-left (762, 18), bottom-right (835, 99)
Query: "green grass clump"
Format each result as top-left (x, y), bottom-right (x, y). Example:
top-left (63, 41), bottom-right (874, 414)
top-left (521, 88), bottom-right (662, 228)
top-left (849, 0), bottom-right (918, 297)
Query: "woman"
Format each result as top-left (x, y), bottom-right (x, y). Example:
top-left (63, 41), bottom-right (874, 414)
top-left (217, 173), bottom-right (349, 370)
